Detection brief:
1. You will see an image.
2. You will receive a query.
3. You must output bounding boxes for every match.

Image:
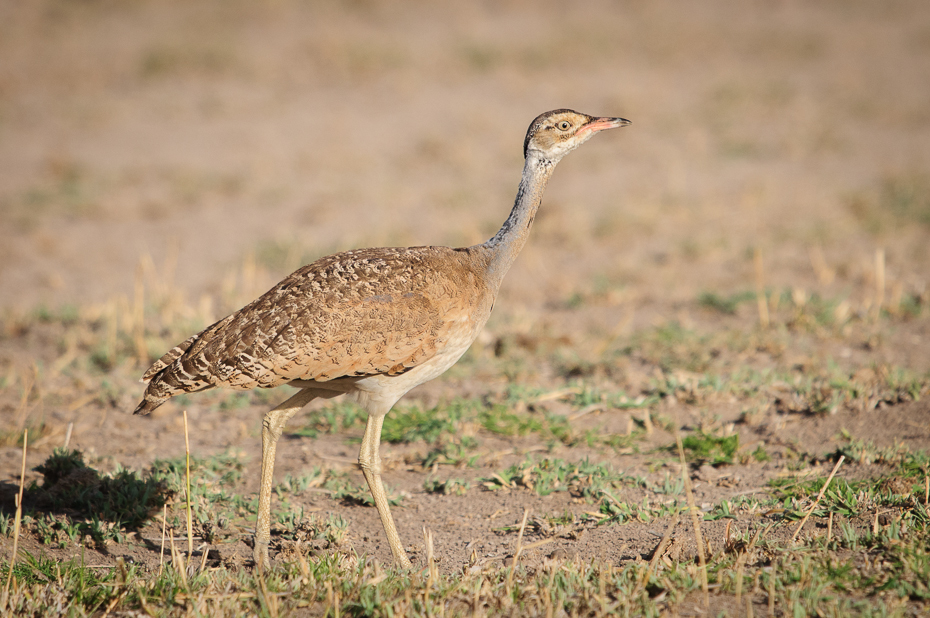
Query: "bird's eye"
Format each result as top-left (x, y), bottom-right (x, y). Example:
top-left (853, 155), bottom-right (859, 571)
top-left (557, 121), bottom-right (572, 131)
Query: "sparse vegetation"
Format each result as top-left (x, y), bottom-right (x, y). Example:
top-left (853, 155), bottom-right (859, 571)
top-left (848, 173), bottom-right (930, 235)
top-left (1, 237), bottom-right (928, 618)
top-left (28, 449), bottom-right (165, 536)
top-left (679, 432), bottom-right (739, 465)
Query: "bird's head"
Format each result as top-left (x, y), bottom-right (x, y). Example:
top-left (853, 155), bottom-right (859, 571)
top-left (523, 109), bottom-right (630, 161)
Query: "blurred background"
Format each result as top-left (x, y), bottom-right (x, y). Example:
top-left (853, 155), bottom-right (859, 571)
top-left (0, 0), bottom-right (928, 354)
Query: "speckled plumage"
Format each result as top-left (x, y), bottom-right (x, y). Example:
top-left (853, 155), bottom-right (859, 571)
top-left (135, 246), bottom-right (495, 413)
top-left (133, 109), bottom-right (629, 570)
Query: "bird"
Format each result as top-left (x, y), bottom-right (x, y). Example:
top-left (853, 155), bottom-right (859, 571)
top-left (134, 109), bottom-right (630, 570)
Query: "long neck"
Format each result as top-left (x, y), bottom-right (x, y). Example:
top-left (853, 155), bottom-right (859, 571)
top-left (480, 153), bottom-right (557, 289)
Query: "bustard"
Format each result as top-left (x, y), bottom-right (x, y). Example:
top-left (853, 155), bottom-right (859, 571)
top-left (135, 109), bottom-right (630, 570)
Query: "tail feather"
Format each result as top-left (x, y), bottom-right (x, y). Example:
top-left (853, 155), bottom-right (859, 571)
top-left (133, 395), bottom-right (167, 416)
top-left (136, 320), bottom-right (222, 414)
top-left (136, 313), bottom-right (245, 415)
top-left (141, 333), bottom-right (199, 383)
top-left (134, 371), bottom-right (176, 415)
top-left (133, 375), bottom-right (217, 415)
top-left (134, 363), bottom-right (217, 415)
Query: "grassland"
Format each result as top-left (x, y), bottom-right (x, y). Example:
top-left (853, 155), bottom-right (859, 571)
top-left (1, 278), bottom-right (927, 615)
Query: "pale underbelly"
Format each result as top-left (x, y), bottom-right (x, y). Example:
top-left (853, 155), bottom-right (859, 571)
top-left (290, 314), bottom-right (485, 415)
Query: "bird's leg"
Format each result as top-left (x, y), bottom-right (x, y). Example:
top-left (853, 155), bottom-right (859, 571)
top-left (359, 413), bottom-right (412, 569)
top-left (254, 388), bottom-right (317, 570)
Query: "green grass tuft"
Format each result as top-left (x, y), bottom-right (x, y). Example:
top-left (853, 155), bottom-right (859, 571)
top-left (679, 432), bottom-right (739, 465)
top-left (29, 448), bottom-right (165, 533)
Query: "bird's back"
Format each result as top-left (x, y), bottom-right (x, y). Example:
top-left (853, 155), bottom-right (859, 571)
top-left (135, 245), bottom-right (495, 414)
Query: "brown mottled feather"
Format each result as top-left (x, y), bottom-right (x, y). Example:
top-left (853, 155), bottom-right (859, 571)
top-left (135, 246), bottom-right (493, 415)
top-left (141, 333), bottom-right (198, 381)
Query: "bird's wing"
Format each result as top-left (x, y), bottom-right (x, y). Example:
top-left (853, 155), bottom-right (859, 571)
top-left (137, 246), bottom-right (488, 410)
top-left (207, 284), bottom-right (450, 387)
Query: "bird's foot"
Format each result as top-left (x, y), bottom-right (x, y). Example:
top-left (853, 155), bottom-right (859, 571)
top-left (253, 541), bottom-right (271, 572)
top-left (395, 552), bottom-right (413, 570)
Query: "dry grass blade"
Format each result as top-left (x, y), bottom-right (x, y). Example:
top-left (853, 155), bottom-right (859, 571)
top-left (257, 569), bottom-right (279, 618)
top-left (423, 527), bottom-right (438, 588)
top-left (531, 387), bottom-right (582, 404)
top-left (808, 246), bottom-right (834, 286)
top-left (1, 430), bottom-right (28, 611)
top-left (158, 503), bottom-right (167, 578)
top-left (791, 455), bottom-right (845, 543)
top-left (324, 580), bottom-right (340, 618)
top-left (102, 558), bottom-right (133, 618)
top-left (768, 565), bottom-right (776, 613)
top-left (677, 435), bottom-right (708, 607)
top-left (747, 524), bottom-right (769, 553)
top-left (567, 403), bottom-right (604, 422)
top-left (874, 248), bottom-right (885, 319)
top-left (12, 365), bottom-right (37, 440)
top-left (199, 540), bottom-right (209, 573)
top-left (183, 410), bottom-right (194, 558)
top-left (639, 514), bottom-right (680, 594)
top-left (519, 537), bottom-right (557, 553)
top-left (505, 508), bottom-right (530, 595)
top-left (513, 507), bottom-right (530, 562)
top-left (735, 552), bottom-right (746, 614)
top-left (168, 528), bottom-right (187, 587)
top-left (754, 247), bottom-right (769, 328)
top-left (296, 542), bottom-right (312, 583)
top-left (63, 422), bottom-right (74, 449)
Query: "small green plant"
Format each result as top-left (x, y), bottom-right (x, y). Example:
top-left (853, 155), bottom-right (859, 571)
top-left (424, 477), bottom-right (472, 496)
top-left (0, 551), bottom-right (130, 612)
top-left (0, 512), bottom-right (12, 537)
top-left (29, 449), bottom-right (165, 532)
top-left (679, 432), bottom-right (739, 465)
top-left (0, 421), bottom-right (49, 448)
top-left (151, 449), bottom-right (252, 528)
top-left (482, 457), bottom-right (640, 522)
top-left (420, 439), bottom-right (481, 468)
top-left (704, 500), bottom-right (736, 521)
top-left (628, 322), bottom-right (717, 373)
top-left (323, 514), bottom-right (350, 546)
top-left (653, 471), bottom-right (684, 496)
top-left (768, 447), bottom-right (929, 527)
top-left (698, 290), bottom-right (756, 315)
top-left (382, 402), bottom-right (466, 444)
top-left (274, 468), bottom-right (326, 499)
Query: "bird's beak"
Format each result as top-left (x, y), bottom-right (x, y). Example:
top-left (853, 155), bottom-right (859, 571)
top-left (584, 116), bottom-right (632, 133)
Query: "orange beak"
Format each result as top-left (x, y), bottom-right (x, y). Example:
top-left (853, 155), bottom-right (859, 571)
top-left (583, 116), bottom-right (632, 134)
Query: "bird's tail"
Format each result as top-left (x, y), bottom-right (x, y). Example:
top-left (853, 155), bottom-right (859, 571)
top-left (133, 370), bottom-right (217, 415)
top-left (133, 393), bottom-right (167, 416)
top-left (134, 315), bottom-right (234, 415)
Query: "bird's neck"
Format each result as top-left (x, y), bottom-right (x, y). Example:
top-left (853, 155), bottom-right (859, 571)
top-left (480, 153), bottom-right (557, 288)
